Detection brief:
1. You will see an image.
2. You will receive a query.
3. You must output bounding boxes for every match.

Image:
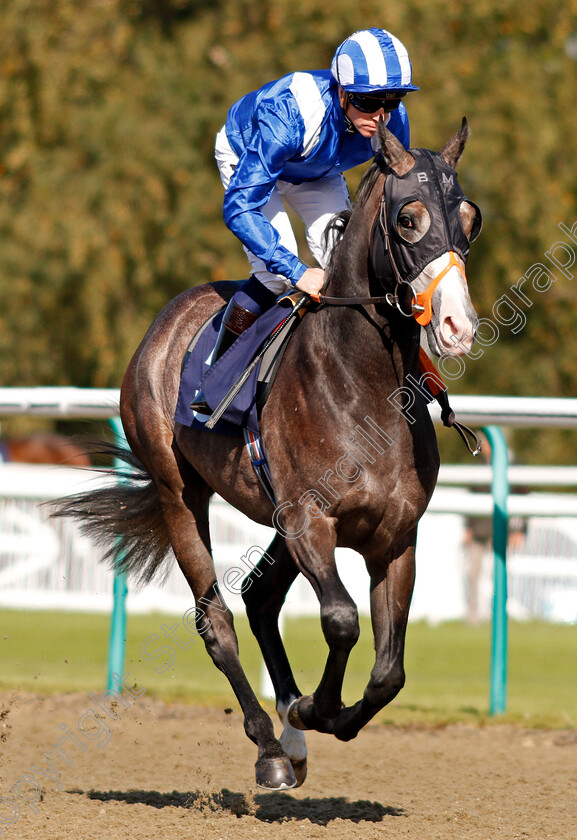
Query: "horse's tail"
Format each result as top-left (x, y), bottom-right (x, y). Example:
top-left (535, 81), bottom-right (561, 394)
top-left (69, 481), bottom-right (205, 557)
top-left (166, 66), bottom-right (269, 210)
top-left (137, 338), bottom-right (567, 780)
top-left (50, 442), bottom-right (172, 585)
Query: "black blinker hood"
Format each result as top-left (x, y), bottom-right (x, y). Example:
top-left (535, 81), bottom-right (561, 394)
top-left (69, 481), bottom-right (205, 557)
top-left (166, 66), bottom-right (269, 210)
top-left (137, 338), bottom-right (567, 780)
top-left (371, 148), bottom-right (480, 288)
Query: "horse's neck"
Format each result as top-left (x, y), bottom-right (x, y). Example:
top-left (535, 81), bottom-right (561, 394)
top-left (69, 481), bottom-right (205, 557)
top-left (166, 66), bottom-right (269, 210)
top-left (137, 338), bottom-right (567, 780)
top-left (316, 174), bottom-right (421, 380)
top-left (324, 183), bottom-right (381, 299)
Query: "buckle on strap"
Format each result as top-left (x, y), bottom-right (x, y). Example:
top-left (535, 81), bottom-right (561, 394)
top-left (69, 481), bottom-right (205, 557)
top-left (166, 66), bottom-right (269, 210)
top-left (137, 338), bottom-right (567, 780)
top-left (387, 279), bottom-right (422, 319)
top-left (418, 347), bottom-right (482, 457)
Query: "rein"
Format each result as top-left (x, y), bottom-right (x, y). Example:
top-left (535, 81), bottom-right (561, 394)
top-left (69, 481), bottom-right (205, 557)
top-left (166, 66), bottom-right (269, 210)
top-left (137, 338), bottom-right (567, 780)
top-left (311, 192), bottom-right (465, 326)
top-left (310, 252), bottom-right (464, 325)
top-left (310, 291), bottom-right (388, 306)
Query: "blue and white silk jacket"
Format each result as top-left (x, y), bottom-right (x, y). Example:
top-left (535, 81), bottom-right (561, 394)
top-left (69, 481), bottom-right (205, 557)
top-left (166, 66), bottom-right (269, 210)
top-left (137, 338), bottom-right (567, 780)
top-left (221, 69), bottom-right (410, 283)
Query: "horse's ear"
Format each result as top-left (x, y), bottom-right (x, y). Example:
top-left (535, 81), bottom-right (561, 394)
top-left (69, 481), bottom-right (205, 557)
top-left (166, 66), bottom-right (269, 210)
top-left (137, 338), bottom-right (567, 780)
top-left (440, 117), bottom-right (471, 169)
top-left (377, 119), bottom-right (415, 176)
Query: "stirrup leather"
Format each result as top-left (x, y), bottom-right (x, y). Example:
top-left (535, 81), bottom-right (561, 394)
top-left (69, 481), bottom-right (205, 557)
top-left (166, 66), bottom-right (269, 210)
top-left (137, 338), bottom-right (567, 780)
top-left (190, 299), bottom-right (259, 413)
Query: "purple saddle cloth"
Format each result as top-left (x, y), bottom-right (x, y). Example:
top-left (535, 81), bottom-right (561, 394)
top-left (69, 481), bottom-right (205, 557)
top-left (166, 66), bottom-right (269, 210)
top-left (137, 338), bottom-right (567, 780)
top-left (174, 298), bottom-right (298, 435)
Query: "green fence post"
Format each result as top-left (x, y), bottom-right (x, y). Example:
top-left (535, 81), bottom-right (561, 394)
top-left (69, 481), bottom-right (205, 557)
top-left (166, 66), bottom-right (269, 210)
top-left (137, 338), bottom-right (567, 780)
top-left (106, 416), bottom-right (128, 695)
top-left (482, 425), bottom-right (509, 716)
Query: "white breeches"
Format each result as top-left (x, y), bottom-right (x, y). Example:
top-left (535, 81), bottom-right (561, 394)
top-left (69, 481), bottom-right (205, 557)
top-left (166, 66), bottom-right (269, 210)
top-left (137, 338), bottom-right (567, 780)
top-left (215, 126), bottom-right (350, 293)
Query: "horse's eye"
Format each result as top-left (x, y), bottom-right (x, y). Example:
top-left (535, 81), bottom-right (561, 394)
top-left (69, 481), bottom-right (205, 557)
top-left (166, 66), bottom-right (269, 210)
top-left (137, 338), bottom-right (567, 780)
top-left (394, 200), bottom-right (430, 243)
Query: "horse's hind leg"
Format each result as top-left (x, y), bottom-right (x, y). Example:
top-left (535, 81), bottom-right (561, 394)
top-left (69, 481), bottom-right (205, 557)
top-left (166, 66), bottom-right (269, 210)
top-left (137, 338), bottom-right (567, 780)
top-left (241, 534), bottom-right (308, 785)
top-left (154, 464), bottom-right (297, 790)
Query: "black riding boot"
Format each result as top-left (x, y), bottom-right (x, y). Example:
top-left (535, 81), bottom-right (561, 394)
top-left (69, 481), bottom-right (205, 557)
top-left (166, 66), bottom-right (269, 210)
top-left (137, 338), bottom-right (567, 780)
top-left (190, 297), bottom-right (259, 413)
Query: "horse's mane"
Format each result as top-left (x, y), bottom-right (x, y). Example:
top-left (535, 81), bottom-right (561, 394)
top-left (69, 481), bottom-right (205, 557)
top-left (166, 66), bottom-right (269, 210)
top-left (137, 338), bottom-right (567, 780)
top-left (356, 155), bottom-right (386, 207)
top-left (323, 157), bottom-right (384, 260)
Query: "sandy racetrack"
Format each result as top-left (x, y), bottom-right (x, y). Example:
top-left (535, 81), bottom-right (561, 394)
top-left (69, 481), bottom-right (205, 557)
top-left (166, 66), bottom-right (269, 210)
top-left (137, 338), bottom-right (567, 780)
top-left (1, 692), bottom-right (576, 839)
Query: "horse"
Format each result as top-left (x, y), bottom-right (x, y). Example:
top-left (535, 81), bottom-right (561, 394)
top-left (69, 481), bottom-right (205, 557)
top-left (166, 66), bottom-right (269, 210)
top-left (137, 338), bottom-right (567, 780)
top-left (0, 433), bottom-right (92, 466)
top-left (55, 119), bottom-right (480, 791)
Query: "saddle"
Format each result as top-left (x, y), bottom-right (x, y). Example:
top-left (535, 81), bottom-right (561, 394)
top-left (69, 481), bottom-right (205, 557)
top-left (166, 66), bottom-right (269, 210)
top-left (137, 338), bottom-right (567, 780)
top-left (174, 290), bottom-right (308, 436)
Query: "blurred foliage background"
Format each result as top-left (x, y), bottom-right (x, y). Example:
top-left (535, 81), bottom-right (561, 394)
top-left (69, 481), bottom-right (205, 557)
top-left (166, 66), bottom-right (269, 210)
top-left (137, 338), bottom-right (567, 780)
top-left (1, 0), bottom-right (577, 460)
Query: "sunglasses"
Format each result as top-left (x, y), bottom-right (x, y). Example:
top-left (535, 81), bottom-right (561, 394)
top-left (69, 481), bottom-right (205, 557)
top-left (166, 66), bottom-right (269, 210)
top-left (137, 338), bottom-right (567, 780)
top-left (347, 91), bottom-right (406, 114)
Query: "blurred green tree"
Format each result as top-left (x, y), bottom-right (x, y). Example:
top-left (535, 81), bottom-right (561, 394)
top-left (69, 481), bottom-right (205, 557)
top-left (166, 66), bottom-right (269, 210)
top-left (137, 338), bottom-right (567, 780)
top-left (0, 0), bottom-right (576, 460)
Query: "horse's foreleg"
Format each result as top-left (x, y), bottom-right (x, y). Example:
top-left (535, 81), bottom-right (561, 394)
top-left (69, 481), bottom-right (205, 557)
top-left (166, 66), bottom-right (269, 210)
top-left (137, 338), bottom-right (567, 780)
top-left (284, 522), bottom-right (360, 732)
top-left (330, 531), bottom-right (416, 742)
top-left (241, 534), bottom-right (308, 785)
top-left (157, 483), bottom-right (297, 790)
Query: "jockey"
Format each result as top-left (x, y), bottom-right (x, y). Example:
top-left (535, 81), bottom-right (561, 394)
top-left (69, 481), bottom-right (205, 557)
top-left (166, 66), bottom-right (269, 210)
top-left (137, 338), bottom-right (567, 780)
top-left (192, 27), bottom-right (418, 412)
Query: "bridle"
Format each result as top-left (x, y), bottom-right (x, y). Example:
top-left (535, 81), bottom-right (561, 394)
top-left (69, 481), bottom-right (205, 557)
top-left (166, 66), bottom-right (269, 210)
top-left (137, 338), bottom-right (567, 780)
top-left (365, 185), bottom-right (468, 326)
top-left (311, 247), bottom-right (465, 328)
top-left (311, 150), bottom-right (480, 328)
top-left (310, 149), bottom-right (483, 455)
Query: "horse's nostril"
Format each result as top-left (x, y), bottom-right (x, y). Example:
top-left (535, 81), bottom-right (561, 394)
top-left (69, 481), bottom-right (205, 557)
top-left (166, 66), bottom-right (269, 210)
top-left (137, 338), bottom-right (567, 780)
top-left (443, 316), bottom-right (459, 337)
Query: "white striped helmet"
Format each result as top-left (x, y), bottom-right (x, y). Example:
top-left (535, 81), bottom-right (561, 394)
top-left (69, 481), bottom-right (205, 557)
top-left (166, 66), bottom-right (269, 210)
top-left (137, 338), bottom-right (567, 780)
top-left (331, 28), bottom-right (418, 93)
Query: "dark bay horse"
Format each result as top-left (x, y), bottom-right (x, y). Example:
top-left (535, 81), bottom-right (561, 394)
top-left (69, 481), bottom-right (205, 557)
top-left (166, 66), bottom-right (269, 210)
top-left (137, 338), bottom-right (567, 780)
top-left (1, 433), bottom-right (92, 466)
top-left (56, 120), bottom-right (480, 790)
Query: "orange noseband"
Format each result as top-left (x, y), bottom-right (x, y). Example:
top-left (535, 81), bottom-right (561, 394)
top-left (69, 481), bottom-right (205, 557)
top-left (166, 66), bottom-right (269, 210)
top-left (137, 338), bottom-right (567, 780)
top-left (412, 251), bottom-right (466, 326)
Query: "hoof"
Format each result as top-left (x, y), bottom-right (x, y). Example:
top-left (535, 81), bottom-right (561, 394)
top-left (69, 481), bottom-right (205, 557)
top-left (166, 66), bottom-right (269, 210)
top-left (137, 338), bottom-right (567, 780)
top-left (290, 756), bottom-right (308, 787)
top-left (287, 696), bottom-right (334, 734)
top-left (255, 756), bottom-right (297, 791)
top-left (287, 697), bottom-right (311, 731)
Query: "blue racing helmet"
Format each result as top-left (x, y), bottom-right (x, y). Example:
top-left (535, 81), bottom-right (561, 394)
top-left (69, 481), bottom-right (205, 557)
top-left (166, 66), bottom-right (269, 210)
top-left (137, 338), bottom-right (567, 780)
top-left (331, 28), bottom-right (419, 93)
